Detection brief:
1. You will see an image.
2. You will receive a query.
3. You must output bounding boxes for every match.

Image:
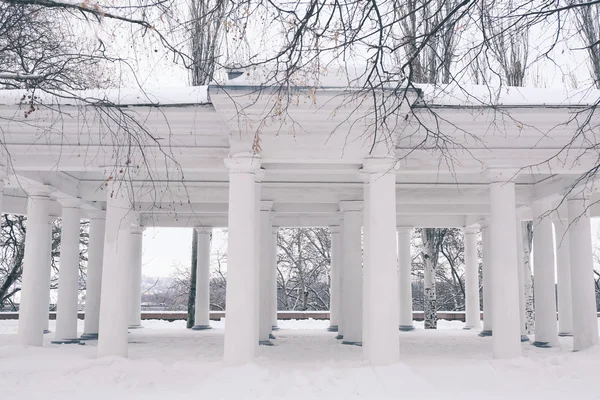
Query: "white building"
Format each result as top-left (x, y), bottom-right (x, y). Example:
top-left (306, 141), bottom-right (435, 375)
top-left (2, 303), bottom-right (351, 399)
top-left (1, 77), bottom-right (599, 365)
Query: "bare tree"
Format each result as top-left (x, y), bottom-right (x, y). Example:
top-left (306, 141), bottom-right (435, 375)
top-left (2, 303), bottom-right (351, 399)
top-left (573, 1), bottom-right (600, 88)
top-left (277, 228), bottom-right (331, 311)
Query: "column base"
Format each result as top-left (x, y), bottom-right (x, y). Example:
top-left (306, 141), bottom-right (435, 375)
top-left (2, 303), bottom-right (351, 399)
top-left (532, 341), bottom-right (552, 348)
top-left (269, 333), bottom-right (276, 340)
top-left (191, 325), bottom-right (212, 331)
top-left (558, 332), bottom-right (573, 337)
top-left (259, 340), bottom-right (274, 346)
top-left (335, 334), bottom-right (344, 340)
top-left (399, 325), bottom-right (415, 331)
top-left (79, 333), bottom-right (98, 340)
top-left (341, 340), bottom-right (362, 347)
top-left (327, 325), bottom-right (339, 332)
top-left (463, 325), bottom-right (481, 331)
top-left (478, 330), bottom-right (492, 337)
top-left (51, 338), bottom-right (82, 345)
top-left (272, 326), bottom-right (280, 331)
top-left (521, 335), bottom-right (530, 342)
top-left (128, 325), bottom-right (143, 329)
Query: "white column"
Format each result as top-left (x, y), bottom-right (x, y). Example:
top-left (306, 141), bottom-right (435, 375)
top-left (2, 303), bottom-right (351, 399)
top-left (397, 227), bottom-right (414, 331)
top-left (363, 159), bottom-right (399, 365)
top-left (479, 220), bottom-right (492, 336)
top-left (515, 214), bottom-right (529, 341)
top-left (531, 200), bottom-right (559, 347)
top-left (81, 211), bottom-right (105, 340)
top-left (464, 226), bottom-right (481, 330)
top-left (361, 178), bottom-right (371, 355)
top-left (340, 201), bottom-right (362, 345)
top-left (328, 225), bottom-right (341, 332)
top-left (489, 171), bottom-right (521, 359)
top-left (53, 201), bottom-right (82, 344)
top-left (44, 215), bottom-right (55, 334)
top-left (567, 195), bottom-right (599, 351)
top-left (553, 214), bottom-right (573, 337)
top-left (259, 202), bottom-right (273, 344)
top-left (192, 228), bottom-right (212, 330)
top-left (97, 184), bottom-right (133, 358)
top-left (18, 186), bottom-right (52, 347)
top-left (271, 226), bottom-right (279, 331)
top-left (336, 218), bottom-right (345, 339)
top-left (223, 156), bottom-right (259, 364)
top-left (128, 222), bottom-right (144, 329)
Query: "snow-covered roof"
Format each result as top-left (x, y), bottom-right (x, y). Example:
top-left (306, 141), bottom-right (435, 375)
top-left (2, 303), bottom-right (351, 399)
top-left (415, 83), bottom-right (600, 107)
top-left (0, 86), bottom-right (209, 107)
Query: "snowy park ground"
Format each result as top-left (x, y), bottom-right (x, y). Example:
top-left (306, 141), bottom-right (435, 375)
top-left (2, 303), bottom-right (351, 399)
top-left (1, 319), bottom-right (600, 400)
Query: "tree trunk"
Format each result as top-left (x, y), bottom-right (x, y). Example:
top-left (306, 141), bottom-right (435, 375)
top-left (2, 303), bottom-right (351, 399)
top-left (187, 229), bottom-right (198, 329)
top-left (523, 221), bottom-right (535, 334)
top-left (422, 228), bottom-right (438, 329)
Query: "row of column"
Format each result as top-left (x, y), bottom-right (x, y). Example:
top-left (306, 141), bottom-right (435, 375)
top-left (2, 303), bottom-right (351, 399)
top-left (17, 184), bottom-right (148, 354)
top-left (477, 173), bottom-right (598, 357)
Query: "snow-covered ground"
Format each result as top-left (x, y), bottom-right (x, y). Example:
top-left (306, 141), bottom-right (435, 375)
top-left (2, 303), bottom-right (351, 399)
top-left (1, 319), bottom-right (599, 399)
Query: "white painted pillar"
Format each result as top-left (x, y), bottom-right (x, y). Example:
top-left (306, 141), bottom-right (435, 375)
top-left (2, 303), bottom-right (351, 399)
top-left (397, 227), bottom-right (414, 331)
top-left (271, 226), bottom-right (279, 331)
top-left (479, 220), bottom-right (493, 336)
top-left (43, 216), bottom-right (55, 334)
top-left (363, 159), bottom-right (399, 365)
top-left (53, 201), bottom-right (82, 344)
top-left (464, 226), bottom-right (481, 330)
top-left (97, 184), bottom-right (133, 358)
top-left (567, 195), bottom-right (599, 351)
top-left (328, 225), bottom-right (341, 332)
top-left (128, 222), bottom-right (144, 329)
top-left (223, 156), bottom-right (260, 364)
top-left (361, 178), bottom-right (371, 355)
top-left (336, 218), bottom-right (345, 339)
top-left (18, 186), bottom-right (52, 347)
top-left (531, 200), bottom-right (559, 347)
top-left (81, 211), bottom-right (105, 340)
top-left (340, 201), bottom-right (362, 345)
top-left (259, 202), bottom-right (273, 344)
top-left (192, 228), bottom-right (212, 330)
top-left (489, 171), bottom-right (521, 359)
top-left (553, 214), bottom-right (573, 337)
top-left (515, 214), bottom-right (529, 341)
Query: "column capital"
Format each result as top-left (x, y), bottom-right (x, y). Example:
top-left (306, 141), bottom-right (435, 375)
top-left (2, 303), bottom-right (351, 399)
top-left (57, 197), bottom-right (82, 209)
top-left (271, 226), bottom-right (280, 235)
top-left (339, 200), bottom-right (363, 212)
top-left (565, 185), bottom-right (596, 201)
top-left (330, 225), bottom-right (341, 234)
top-left (260, 200), bottom-right (274, 211)
top-left (549, 202), bottom-right (568, 222)
top-left (195, 226), bottom-right (213, 235)
top-left (478, 218), bottom-right (491, 229)
top-left (224, 154), bottom-right (261, 173)
top-left (361, 157), bottom-right (398, 174)
top-left (130, 224), bottom-right (145, 235)
top-left (464, 226), bottom-right (479, 235)
top-left (396, 226), bottom-right (413, 234)
top-left (24, 184), bottom-right (53, 198)
top-left (88, 210), bottom-right (106, 220)
top-left (484, 168), bottom-right (519, 183)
